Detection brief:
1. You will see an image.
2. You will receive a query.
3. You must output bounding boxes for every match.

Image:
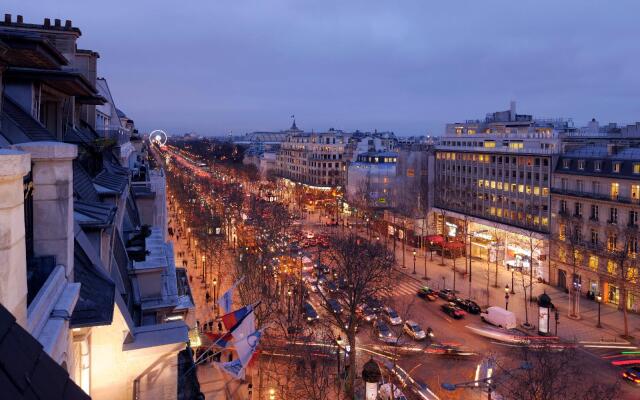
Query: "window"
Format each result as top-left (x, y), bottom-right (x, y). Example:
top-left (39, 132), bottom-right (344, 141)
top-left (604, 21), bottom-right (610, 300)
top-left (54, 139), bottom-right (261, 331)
top-left (484, 140), bottom-right (496, 148)
top-left (562, 159), bottom-right (570, 169)
top-left (613, 162), bottom-right (621, 173)
top-left (609, 207), bottom-right (618, 224)
top-left (632, 185), bottom-right (640, 201)
top-left (578, 160), bottom-right (585, 170)
top-left (608, 234), bottom-right (618, 251)
top-left (576, 180), bottom-right (584, 192)
top-left (594, 161), bottom-right (602, 171)
top-left (558, 223), bottom-right (566, 241)
top-left (611, 183), bottom-right (619, 200)
top-left (634, 163), bottom-right (640, 174)
top-left (561, 178), bottom-right (568, 190)
top-left (574, 202), bottom-right (582, 217)
top-left (629, 238), bottom-right (639, 257)
top-left (591, 229), bottom-right (599, 245)
top-left (592, 181), bottom-right (600, 194)
top-left (607, 260), bottom-right (617, 275)
top-left (559, 200), bottom-right (567, 213)
top-left (630, 210), bottom-right (639, 227)
top-left (588, 255), bottom-right (599, 271)
top-left (590, 204), bottom-right (599, 221)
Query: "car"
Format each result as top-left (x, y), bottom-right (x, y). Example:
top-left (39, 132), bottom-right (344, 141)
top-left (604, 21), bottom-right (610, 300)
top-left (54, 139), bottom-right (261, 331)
top-left (303, 302), bottom-right (319, 322)
top-left (622, 366), bottom-right (640, 384)
top-left (359, 305), bottom-right (377, 323)
top-left (325, 281), bottom-right (339, 294)
top-left (308, 282), bottom-right (319, 292)
top-left (417, 287), bottom-right (438, 301)
top-left (374, 320), bottom-right (397, 344)
top-left (337, 276), bottom-right (348, 289)
top-left (454, 298), bottom-right (481, 314)
top-left (365, 297), bottom-right (384, 312)
top-left (403, 320), bottom-right (426, 340)
top-left (441, 302), bottom-right (465, 319)
top-left (327, 298), bottom-right (343, 315)
top-left (382, 306), bottom-right (402, 326)
top-left (438, 288), bottom-right (456, 301)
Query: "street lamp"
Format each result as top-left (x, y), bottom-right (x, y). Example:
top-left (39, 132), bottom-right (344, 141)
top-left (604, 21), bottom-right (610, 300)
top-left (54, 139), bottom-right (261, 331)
top-left (596, 292), bottom-right (602, 328)
top-left (412, 250), bottom-right (417, 275)
top-left (504, 284), bottom-right (510, 310)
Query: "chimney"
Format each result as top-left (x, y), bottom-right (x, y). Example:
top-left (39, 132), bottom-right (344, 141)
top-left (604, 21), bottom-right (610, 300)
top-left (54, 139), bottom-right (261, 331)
top-left (44, 18), bottom-right (51, 27)
top-left (16, 15), bottom-right (23, 23)
top-left (54, 18), bottom-right (61, 27)
top-left (4, 14), bottom-right (11, 23)
top-left (64, 20), bottom-right (72, 28)
top-left (510, 100), bottom-right (517, 121)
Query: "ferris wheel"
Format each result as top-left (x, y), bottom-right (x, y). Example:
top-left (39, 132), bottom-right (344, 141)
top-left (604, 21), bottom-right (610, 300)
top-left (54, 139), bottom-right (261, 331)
top-left (150, 129), bottom-right (168, 146)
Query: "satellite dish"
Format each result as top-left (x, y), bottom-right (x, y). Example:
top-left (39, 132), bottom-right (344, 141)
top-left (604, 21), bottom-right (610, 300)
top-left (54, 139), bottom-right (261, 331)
top-left (149, 129), bottom-right (168, 146)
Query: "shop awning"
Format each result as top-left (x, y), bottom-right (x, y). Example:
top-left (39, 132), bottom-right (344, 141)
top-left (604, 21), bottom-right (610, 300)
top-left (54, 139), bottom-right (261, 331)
top-left (426, 235), bottom-right (444, 245)
top-left (444, 241), bottom-right (465, 250)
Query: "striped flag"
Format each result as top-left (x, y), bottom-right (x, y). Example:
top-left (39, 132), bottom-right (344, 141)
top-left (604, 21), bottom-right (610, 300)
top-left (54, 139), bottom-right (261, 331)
top-left (220, 303), bottom-right (254, 331)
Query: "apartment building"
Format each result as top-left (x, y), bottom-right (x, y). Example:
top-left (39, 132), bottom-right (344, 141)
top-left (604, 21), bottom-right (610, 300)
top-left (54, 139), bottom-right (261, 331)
top-left (432, 103), bottom-right (574, 282)
top-left (276, 125), bottom-right (351, 187)
top-left (551, 143), bottom-right (640, 311)
top-left (0, 15), bottom-right (196, 399)
top-left (346, 151), bottom-right (398, 208)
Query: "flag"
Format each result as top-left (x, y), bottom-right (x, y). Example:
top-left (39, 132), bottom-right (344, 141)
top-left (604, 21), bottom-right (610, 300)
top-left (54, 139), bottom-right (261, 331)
top-left (291, 114), bottom-right (295, 118)
top-left (217, 309), bottom-right (255, 348)
top-left (220, 304), bottom-right (254, 331)
top-left (218, 277), bottom-right (244, 314)
top-left (217, 329), bottom-right (262, 380)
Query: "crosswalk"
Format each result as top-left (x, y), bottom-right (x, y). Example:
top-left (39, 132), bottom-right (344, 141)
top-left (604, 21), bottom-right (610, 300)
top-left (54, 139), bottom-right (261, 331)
top-left (378, 274), bottom-right (427, 298)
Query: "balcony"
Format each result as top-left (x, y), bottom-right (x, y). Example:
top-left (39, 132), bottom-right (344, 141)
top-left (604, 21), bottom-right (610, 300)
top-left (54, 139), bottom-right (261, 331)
top-left (552, 188), bottom-right (640, 204)
top-left (607, 219), bottom-right (618, 225)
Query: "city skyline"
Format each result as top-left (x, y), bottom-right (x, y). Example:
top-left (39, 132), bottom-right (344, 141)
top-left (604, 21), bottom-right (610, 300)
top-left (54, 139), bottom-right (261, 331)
top-left (4, 0), bottom-right (640, 136)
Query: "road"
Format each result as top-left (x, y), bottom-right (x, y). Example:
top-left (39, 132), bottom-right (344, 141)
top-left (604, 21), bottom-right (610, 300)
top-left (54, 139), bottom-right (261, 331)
top-left (162, 144), bottom-right (637, 400)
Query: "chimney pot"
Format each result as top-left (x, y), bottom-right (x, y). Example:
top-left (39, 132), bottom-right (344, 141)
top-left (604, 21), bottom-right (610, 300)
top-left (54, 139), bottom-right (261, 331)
top-left (4, 14), bottom-right (11, 23)
top-left (64, 20), bottom-right (72, 28)
top-left (44, 18), bottom-right (51, 27)
top-left (16, 15), bottom-right (23, 23)
top-left (54, 18), bottom-right (61, 27)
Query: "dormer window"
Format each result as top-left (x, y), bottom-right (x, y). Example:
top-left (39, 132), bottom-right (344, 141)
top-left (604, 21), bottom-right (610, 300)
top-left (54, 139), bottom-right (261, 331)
top-left (562, 159), bottom-right (570, 169)
top-left (577, 160), bottom-right (585, 170)
top-left (613, 162), bottom-right (621, 173)
top-left (594, 161), bottom-right (602, 171)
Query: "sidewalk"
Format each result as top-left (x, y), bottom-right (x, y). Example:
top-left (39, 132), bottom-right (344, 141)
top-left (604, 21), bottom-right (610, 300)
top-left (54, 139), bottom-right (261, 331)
top-left (380, 229), bottom-right (640, 343)
top-left (305, 210), bottom-right (640, 343)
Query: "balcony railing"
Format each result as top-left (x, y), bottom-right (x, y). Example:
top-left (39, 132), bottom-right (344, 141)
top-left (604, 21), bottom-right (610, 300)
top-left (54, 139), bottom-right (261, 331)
top-left (98, 128), bottom-right (131, 145)
top-left (552, 188), bottom-right (640, 204)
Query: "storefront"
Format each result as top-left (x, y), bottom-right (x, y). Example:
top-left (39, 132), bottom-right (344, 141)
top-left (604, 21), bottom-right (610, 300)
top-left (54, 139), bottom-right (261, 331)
top-left (433, 209), bottom-right (549, 282)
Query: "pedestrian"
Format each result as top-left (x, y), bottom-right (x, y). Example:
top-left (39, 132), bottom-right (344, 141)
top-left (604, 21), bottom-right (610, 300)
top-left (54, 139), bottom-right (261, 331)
top-left (218, 321), bottom-right (223, 332)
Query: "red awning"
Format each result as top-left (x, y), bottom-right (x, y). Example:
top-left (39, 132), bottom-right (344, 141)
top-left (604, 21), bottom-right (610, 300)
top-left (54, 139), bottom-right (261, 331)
top-left (444, 241), bottom-right (465, 250)
top-left (426, 235), bottom-right (444, 245)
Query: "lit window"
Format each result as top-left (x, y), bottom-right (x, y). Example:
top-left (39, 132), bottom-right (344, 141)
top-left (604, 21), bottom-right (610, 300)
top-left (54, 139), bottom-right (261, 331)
top-left (632, 185), bottom-right (640, 201)
top-left (484, 140), bottom-right (496, 148)
top-left (468, 129), bottom-right (476, 135)
top-left (634, 163), bottom-right (640, 174)
top-left (588, 255), bottom-right (598, 271)
top-left (607, 260), bottom-right (617, 275)
top-left (611, 183), bottom-right (619, 200)
top-left (518, 185), bottom-right (524, 193)
top-left (542, 217), bottom-right (548, 226)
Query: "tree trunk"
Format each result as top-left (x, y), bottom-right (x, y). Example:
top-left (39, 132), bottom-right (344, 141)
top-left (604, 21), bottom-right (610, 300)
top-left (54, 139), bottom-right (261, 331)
top-left (486, 259), bottom-right (491, 307)
top-left (346, 333), bottom-right (357, 399)
top-left (494, 258), bottom-right (499, 288)
top-left (622, 287), bottom-right (629, 337)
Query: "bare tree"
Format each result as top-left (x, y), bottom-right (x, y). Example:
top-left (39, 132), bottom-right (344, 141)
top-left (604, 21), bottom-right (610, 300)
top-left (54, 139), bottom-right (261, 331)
top-left (319, 232), bottom-right (394, 399)
top-left (498, 346), bottom-right (620, 400)
top-left (609, 234), bottom-right (639, 338)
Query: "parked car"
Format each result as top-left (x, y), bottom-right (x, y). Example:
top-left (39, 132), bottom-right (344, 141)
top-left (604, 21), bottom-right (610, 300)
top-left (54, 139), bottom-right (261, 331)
top-left (480, 306), bottom-right (516, 329)
top-left (417, 287), bottom-right (438, 301)
top-left (622, 366), bottom-right (640, 384)
top-left (403, 320), bottom-right (426, 340)
top-left (454, 298), bottom-right (481, 314)
top-left (303, 302), bottom-right (319, 322)
top-left (374, 320), bottom-right (397, 344)
top-left (437, 288), bottom-right (456, 301)
top-left (441, 302), bottom-right (465, 319)
top-left (382, 306), bottom-right (402, 326)
top-left (327, 298), bottom-right (343, 315)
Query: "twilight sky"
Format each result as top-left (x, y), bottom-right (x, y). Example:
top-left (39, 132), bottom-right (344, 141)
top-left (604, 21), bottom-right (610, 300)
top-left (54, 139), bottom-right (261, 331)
top-left (5, 1), bottom-right (640, 136)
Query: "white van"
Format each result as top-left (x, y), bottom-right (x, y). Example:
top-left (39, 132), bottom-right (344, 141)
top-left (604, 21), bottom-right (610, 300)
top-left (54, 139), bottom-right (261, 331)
top-left (480, 306), bottom-right (517, 329)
